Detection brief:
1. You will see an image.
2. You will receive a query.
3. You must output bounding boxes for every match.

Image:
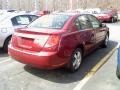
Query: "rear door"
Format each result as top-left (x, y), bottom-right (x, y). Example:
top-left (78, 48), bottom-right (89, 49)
top-left (74, 15), bottom-right (96, 51)
top-left (87, 15), bottom-right (106, 44)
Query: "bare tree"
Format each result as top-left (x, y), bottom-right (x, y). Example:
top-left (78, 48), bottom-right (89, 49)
top-left (0, 0), bottom-right (120, 11)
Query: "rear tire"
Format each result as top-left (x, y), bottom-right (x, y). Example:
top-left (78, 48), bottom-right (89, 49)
top-left (3, 37), bottom-right (11, 52)
top-left (68, 48), bottom-right (82, 72)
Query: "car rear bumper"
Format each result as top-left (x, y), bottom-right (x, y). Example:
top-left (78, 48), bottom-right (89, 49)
top-left (8, 45), bottom-right (68, 69)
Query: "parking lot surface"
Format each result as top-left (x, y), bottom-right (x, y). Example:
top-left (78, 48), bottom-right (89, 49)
top-left (81, 51), bottom-right (120, 90)
top-left (0, 21), bottom-right (120, 90)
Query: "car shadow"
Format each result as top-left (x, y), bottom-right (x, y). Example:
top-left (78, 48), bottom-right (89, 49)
top-left (24, 40), bottom-right (118, 84)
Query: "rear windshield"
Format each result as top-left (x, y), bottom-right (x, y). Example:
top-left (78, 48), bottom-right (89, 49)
top-left (28, 14), bottom-right (71, 29)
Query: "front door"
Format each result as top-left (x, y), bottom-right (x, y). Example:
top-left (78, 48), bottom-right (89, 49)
top-left (75, 15), bottom-right (96, 52)
top-left (87, 15), bottom-right (106, 44)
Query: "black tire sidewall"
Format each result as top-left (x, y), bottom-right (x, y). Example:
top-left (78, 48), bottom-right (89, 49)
top-left (101, 34), bottom-right (109, 48)
top-left (3, 37), bottom-right (11, 52)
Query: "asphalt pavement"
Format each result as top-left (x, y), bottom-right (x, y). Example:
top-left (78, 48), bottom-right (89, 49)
top-left (0, 21), bottom-right (120, 90)
top-left (76, 21), bottom-right (120, 90)
top-left (81, 51), bottom-right (120, 90)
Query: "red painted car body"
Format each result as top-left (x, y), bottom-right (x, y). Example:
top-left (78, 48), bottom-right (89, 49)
top-left (37, 10), bottom-right (50, 16)
top-left (95, 9), bottom-right (118, 22)
top-left (8, 13), bottom-right (109, 69)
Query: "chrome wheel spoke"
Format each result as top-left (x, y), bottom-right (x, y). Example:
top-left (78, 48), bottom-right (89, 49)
top-left (74, 54), bottom-right (78, 59)
top-left (75, 60), bottom-right (80, 69)
top-left (77, 52), bottom-right (80, 59)
top-left (73, 51), bottom-right (82, 69)
top-left (105, 36), bottom-right (109, 45)
top-left (73, 58), bottom-right (77, 67)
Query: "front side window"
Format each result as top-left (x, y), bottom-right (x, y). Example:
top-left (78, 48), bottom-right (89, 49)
top-left (78, 15), bottom-right (92, 30)
top-left (87, 15), bottom-right (101, 28)
top-left (28, 14), bottom-right (71, 29)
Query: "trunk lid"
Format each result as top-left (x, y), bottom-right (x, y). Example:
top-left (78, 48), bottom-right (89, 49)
top-left (12, 29), bottom-right (50, 52)
top-left (11, 28), bottom-right (64, 52)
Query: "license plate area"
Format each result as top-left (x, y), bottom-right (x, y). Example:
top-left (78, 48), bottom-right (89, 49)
top-left (18, 37), bottom-right (33, 49)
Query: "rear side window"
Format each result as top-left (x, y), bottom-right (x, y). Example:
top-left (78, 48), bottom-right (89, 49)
top-left (78, 15), bottom-right (92, 30)
top-left (87, 15), bottom-right (101, 28)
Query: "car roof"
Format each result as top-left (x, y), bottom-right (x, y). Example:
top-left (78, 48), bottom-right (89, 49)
top-left (51, 12), bottom-right (81, 16)
top-left (9, 13), bottom-right (38, 17)
top-left (53, 12), bottom-right (95, 16)
top-left (0, 12), bottom-right (38, 21)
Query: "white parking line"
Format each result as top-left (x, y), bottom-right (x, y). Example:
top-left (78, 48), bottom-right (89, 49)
top-left (0, 57), bottom-right (12, 64)
top-left (73, 46), bottom-right (117, 90)
top-left (0, 57), bottom-right (9, 60)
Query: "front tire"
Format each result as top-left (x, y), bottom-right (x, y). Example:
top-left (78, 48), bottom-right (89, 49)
top-left (116, 67), bottom-right (120, 79)
top-left (101, 34), bottom-right (109, 48)
top-left (68, 48), bottom-right (82, 72)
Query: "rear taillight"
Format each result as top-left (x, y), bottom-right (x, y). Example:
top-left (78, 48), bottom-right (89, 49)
top-left (45, 35), bottom-right (60, 47)
top-left (43, 35), bottom-right (60, 51)
top-left (34, 35), bottom-right (49, 47)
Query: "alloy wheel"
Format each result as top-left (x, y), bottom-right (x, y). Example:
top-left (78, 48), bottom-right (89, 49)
top-left (105, 35), bottom-right (109, 46)
top-left (72, 49), bottom-right (82, 70)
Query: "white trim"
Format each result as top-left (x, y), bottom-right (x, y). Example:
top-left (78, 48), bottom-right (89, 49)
top-left (14, 32), bottom-right (39, 39)
top-left (0, 58), bottom-right (11, 64)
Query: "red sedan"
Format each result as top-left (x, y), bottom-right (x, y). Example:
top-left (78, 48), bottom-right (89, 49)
top-left (95, 9), bottom-right (118, 23)
top-left (8, 13), bottom-right (109, 72)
